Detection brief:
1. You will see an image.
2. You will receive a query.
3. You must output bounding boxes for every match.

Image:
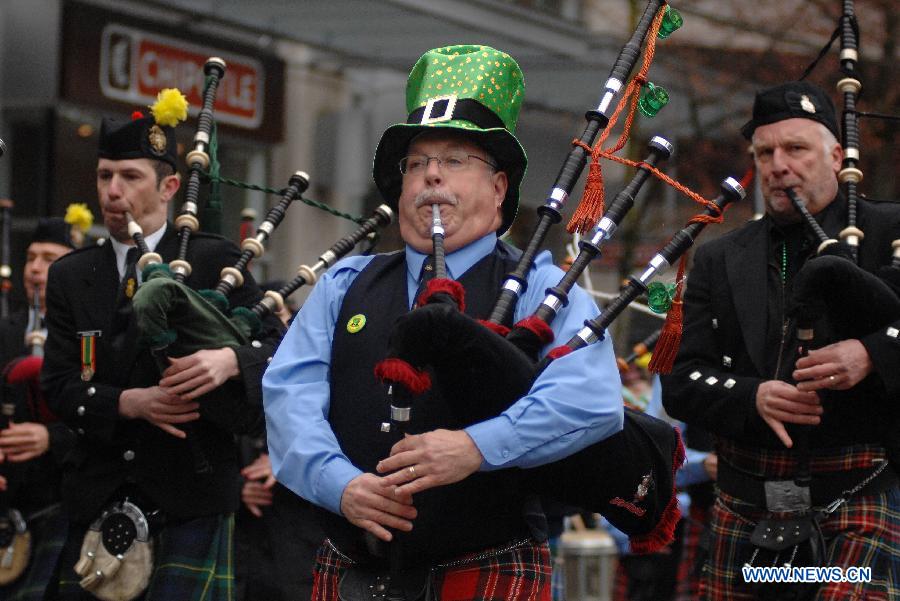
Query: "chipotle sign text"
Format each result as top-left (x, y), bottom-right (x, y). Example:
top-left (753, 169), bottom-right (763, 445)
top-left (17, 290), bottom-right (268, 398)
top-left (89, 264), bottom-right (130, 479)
top-left (100, 23), bottom-right (264, 129)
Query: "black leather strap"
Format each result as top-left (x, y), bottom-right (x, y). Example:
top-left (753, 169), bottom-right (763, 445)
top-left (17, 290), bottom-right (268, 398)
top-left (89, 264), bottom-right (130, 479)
top-left (717, 459), bottom-right (898, 509)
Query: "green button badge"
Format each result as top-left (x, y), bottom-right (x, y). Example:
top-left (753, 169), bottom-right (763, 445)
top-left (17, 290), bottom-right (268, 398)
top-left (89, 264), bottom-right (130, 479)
top-left (347, 314), bottom-right (367, 333)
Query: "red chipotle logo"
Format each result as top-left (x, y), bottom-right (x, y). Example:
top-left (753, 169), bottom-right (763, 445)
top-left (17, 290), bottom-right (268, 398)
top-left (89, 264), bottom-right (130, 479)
top-left (100, 24), bottom-right (264, 129)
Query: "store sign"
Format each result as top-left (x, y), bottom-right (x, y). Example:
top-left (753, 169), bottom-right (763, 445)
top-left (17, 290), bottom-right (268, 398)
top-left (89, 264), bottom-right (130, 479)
top-left (99, 24), bottom-right (264, 129)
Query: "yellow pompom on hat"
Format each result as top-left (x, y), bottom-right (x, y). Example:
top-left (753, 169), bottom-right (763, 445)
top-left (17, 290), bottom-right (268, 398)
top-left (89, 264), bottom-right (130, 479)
top-left (150, 88), bottom-right (189, 127)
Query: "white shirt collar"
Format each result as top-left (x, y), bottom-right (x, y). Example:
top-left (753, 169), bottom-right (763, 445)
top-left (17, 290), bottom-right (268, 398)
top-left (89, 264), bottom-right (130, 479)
top-left (109, 223), bottom-right (166, 280)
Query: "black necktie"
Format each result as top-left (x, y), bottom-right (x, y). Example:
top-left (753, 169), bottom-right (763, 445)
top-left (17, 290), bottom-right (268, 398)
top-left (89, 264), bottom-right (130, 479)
top-left (413, 255), bottom-right (435, 308)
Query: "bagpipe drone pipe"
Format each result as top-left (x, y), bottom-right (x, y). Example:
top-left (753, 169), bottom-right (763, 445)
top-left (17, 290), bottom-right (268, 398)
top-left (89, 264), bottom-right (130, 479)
top-left (796, 0), bottom-right (900, 269)
top-left (488, 0), bottom-right (676, 326)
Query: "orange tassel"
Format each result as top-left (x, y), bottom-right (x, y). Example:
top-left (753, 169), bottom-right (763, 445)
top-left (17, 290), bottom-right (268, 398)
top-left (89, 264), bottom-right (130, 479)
top-left (648, 254), bottom-right (688, 375)
top-left (567, 157), bottom-right (606, 234)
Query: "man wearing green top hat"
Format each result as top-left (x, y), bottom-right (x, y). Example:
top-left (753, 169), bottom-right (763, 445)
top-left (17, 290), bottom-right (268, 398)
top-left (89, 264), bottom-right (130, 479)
top-left (265, 45), bottom-right (623, 599)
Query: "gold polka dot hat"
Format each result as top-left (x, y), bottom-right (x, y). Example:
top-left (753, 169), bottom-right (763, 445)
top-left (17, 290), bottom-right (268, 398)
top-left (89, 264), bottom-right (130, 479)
top-left (373, 45), bottom-right (527, 235)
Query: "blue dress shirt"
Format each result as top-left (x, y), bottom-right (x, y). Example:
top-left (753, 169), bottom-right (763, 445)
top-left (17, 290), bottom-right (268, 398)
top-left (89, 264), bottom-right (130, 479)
top-left (263, 233), bottom-right (624, 515)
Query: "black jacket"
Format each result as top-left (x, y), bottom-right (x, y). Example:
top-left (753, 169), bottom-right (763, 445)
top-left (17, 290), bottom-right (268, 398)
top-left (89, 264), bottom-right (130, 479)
top-left (662, 196), bottom-right (900, 452)
top-left (41, 225), bottom-right (283, 522)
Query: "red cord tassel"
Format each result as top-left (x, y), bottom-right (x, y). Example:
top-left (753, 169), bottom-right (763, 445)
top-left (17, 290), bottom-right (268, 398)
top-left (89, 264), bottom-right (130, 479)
top-left (419, 278), bottom-right (466, 312)
top-left (373, 358), bottom-right (431, 395)
top-left (512, 315), bottom-right (555, 345)
top-left (648, 254), bottom-right (688, 375)
top-left (477, 320), bottom-right (510, 337)
top-left (567, 157), bottom-right (605, 234)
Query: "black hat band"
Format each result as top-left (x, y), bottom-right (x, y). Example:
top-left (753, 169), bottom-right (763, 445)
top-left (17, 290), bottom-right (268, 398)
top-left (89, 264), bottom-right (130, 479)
top-left (407, 97), bottom-right (506, 131)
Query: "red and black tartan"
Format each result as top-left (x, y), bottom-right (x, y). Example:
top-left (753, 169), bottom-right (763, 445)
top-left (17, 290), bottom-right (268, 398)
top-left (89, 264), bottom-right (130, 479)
top-left (701, 442), bottom-right (900, 600)
top-left (715, 440), bottom-right (887, 479)
top-left (312, 538), bottom-right (551, 601)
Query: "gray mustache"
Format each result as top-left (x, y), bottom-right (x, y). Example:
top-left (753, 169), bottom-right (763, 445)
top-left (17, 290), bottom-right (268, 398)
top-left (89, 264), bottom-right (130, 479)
top-left (414, 189), bottom-right (459, 208)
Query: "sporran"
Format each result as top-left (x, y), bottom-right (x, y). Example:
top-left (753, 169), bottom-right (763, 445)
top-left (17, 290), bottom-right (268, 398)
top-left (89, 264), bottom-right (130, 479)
top-left (74, 500), bottom-right (154, 601)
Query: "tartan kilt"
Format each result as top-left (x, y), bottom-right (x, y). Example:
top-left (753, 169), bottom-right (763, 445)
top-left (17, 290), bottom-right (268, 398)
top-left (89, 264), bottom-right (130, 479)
top-left (702, 488), bottom-right (900, 601)
top-left (1, 503), bottom-right (68, 601)
top-left (312, 538), bottom-right (551, 601)
top-left (56, 513), bottom-right (235, 601)
top-left (675, 503), bottom-right (710, 601)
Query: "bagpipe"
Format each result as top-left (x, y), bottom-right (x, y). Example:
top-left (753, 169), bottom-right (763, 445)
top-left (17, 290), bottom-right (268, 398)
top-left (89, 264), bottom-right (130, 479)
top-left (0, 290), bottom-right (48, 586)
top-left (130, 57), bottom-right (395, 361)
top-left (784, 0), bottom-right (900, 475)
top-left (129, 177), bottom-right (393, 477)
top-left (737, 185), bottom-right (900, 576)
top-left (786, 187), bottom-right (900, 336)
top-left (376, 160), bottom-right (742, 564)
top-left (378, 111), bottom-right (743, 558)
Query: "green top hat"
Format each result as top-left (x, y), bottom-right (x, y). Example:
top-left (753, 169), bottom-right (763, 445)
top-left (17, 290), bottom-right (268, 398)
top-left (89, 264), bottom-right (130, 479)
top-left (373, 45), bottom-right (527, 235)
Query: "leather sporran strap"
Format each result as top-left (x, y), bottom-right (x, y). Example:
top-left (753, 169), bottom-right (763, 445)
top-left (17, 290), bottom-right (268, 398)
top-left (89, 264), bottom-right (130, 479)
top-left (74, 501), bottom-right (154, 601)
top-left (0, 508), bottom-right (31, 585)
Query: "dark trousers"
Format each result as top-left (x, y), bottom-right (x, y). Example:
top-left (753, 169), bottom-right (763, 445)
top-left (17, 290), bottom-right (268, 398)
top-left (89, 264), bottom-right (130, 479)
top-left (235, 484), bottom-right (324, 601)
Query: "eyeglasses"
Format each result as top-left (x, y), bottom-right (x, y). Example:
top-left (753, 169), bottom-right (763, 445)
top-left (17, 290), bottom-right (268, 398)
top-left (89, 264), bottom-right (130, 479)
top-left (398, 152), bottom-right (497, 176)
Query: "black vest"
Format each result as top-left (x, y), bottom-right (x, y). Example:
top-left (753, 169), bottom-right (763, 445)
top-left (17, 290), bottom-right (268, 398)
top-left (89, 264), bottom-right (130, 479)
top-left (323, 242), bottom-right (537, 565)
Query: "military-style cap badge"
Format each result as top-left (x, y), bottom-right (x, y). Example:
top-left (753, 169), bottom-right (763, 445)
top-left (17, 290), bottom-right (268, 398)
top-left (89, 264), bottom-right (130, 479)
top-left (799, 95), bottom-right (816, 114)
top-left (147, 124), bottom-right (168, 156)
